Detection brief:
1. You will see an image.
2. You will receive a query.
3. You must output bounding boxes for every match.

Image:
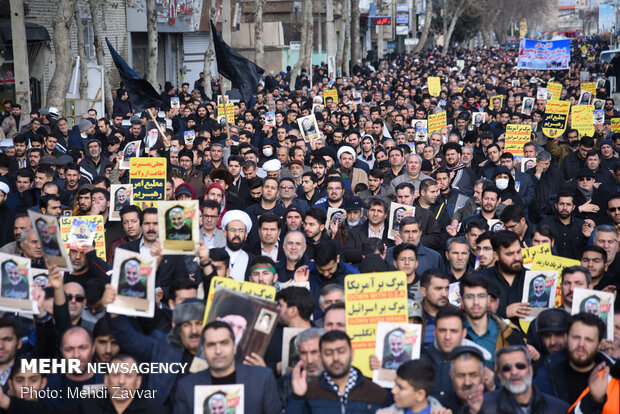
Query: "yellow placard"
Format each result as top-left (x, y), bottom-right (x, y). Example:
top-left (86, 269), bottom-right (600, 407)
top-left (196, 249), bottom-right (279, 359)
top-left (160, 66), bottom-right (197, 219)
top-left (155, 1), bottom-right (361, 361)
top-left (129, 157), bottom-right (167, 210)
top-left (581, 82), bottom-right (596, 95)
top-left (571, 105), bottom-right (595, 137)
top-left (323, 89), bottom-right (339, 105)
top-left (522, 243), bottom-right (552, 266)
top-left (611, 118), bottom-right (620, 132)
top-left (505, 124), bottom-right (532, 157)
top-left (547, 82), bottom-right (562, 101)
top-left (217, 103), bottom-right (235, 124)
top-left (202, 277), bottom-right (277, 325)
top-left (580, 45), bottom-right (588, 56)
top-left (532, 255), bottom-right (580, 308)
top-left (428, 112), bottom-right (447, 134)
top-left (428, 77), bottom-right (441, 97)
top-left (490, 95), bottom-right (504, 111)
top-left (542, 100), bottom-right (571, 138)
top-left (345, 272), bottom-right (408, 378)
top-left (59, 215), bottom-right (106, 261)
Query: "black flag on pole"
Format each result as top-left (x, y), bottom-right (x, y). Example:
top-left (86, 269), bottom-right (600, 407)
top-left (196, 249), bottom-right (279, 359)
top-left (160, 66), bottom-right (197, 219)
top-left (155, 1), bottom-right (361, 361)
top-left (105, 38), bottom-right (162, 111)
top-left (210, 20), bottom-right (265, 103)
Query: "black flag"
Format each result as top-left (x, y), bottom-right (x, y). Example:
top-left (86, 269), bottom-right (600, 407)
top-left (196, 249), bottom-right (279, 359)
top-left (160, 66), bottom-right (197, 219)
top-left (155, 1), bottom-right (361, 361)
top-left (106, 38), bottom-right (162, 111)
top-left (210, 20), bottom-right (265, 103)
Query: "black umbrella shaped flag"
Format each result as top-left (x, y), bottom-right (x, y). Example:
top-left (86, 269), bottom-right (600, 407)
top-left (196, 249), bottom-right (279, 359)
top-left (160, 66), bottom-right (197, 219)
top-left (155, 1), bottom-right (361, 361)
top-left (210, 20), bottom-right (265, 103)
top-left (106, 38), bottom-right (162, 111)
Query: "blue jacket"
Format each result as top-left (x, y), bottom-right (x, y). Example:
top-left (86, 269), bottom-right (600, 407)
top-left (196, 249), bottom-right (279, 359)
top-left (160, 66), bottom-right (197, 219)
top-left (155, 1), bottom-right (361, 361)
top-left (514, 170), bottom-right (536, 208)
top-left (309, 261), bottom-right (358, 320)
top-left (108, 314), bottom-right (183, 405)
top-left (421, 343), bottom-right (454, 400)
top-left (174, 364), bottom-right (282, 413)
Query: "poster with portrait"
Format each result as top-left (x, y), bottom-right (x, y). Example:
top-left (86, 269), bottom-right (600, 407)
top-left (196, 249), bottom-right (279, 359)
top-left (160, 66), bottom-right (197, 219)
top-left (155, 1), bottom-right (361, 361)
top-left (592, 99), bottom-right (605, 111)
top-left (205, 287), bottom-right (279, 363)
top-left (472, 112), bottom-right (487, 127)
top-left (265, 111), bottom-right (276, 127)
top-left (281, 327), bottom-right (305, 375)
top-left (120, 141), bottom-right (141, 170)
top-left (578, 91), bottom-right (592, 105)
top-left (194, 384), bottom-right (244, 414)
top-left (297, 114), bottom-right (320, 143)
top-left (520, 271), bottom-right (558, 321)
top-left (571, 288), bottom-right (614, 340)
top-left (411, 119), bottom-right (428, 142)
top-left (373, 322), bottom-right (422, 388)
top-left (170, 97), bottom-right (180, 109)
top-left (521, 97), bottom-right (535, 115)
top-left (28, 211), bottom-right (72, 272)
top-left (109, 185), bottom-right (134, 221)
top-left (596, 78), bottom-right (606, 89)
top-left (59, 215), bottom-right (106, 261)
top-left (487, 219), bottom-right (504, 232)
top-left (449, 282), bottom-right (461, 307)
top-left (388, 203), bottom-right (416, 240)
top-left (536, 88), bottom-right (547, 101)
top-left (520, 158), bottom-right (536, 173)
top-left (158, 200), bottom-right (200, 254)
top-left (0, 253), bottom-right (36, 313)
top-left (490, 95), bottom-right (504, 111)
top-left (593, 109), bottom-right (604, 126)
top-left (107, 248), bottom-right (156, 318)
top-left (327, 208), bottom-right (346, 229)
top-left (30, 268), bottom-right (49, 290)
top-left (184, 130), bottom-right (196, 145)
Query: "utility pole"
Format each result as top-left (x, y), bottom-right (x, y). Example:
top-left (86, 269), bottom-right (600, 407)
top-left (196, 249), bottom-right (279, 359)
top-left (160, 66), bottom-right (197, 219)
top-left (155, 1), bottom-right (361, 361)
top-left (9, 0), bottom-right (31, 116)
top-left (222, 0), bottom-right (232, 91)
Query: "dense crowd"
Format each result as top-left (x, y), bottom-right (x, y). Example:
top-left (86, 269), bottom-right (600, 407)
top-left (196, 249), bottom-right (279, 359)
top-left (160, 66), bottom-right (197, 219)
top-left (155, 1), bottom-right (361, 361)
top-left (0, 40), bottom-right (616, 414)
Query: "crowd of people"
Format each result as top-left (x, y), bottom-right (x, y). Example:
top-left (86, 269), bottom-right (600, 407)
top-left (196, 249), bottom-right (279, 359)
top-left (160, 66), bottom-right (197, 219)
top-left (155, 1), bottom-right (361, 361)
top-left (0, 38), bottom-right (616, 414)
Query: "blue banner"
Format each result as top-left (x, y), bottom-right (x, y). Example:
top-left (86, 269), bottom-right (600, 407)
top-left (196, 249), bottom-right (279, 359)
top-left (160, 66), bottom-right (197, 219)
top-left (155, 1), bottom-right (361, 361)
top-left (517, 38), bottom-right (571, 70)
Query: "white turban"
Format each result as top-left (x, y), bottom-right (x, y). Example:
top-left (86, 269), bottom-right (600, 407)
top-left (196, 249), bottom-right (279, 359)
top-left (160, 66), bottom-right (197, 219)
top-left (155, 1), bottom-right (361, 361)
top-left (221, 210), bottom-right (252, 233)
top-left (262, 159), bottom-right (282, 172)
top-left (337, 146), bottom-right (356, 160)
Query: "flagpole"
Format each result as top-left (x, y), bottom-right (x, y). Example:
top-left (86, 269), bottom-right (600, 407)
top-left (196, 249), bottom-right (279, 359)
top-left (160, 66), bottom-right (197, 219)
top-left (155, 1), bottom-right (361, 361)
top-left (146, 109), bottom-right (168, 144)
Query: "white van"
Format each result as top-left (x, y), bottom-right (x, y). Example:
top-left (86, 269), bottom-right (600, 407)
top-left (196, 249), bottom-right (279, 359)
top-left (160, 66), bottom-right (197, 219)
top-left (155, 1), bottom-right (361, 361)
top-left (601, 49), bottom-right (620, 63)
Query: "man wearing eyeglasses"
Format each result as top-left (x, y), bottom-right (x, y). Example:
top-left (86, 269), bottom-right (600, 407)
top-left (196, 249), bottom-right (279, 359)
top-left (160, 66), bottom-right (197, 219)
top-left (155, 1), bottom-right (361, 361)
top-left (573, 168), bottom-right (611, 225)
top-left (200, 200), bottom-right (225, 248)
top-left (469, 345), bottom-right (568, 414)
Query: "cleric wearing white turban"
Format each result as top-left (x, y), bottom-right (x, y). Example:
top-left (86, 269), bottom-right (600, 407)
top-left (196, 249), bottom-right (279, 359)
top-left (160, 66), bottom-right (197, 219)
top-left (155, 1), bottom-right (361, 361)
top-left (221, 210), bottom-right (253, 281)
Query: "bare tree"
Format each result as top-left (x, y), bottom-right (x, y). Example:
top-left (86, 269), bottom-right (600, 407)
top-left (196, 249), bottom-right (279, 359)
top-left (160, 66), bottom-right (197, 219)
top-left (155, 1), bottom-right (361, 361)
top-left (254, 0), bottom-right (264, 67)
top-left (203, 0), bottom-right (216, 98)
top-left (289, 0), bottom-right (313, 90)
top-left (47, 0), bottom-right (76, 112)
top-left (441, 0), bottom-right (469, 56)
top-left (343, 0), bottom-right (351, 76)
top-left (336, 1), bottom-right (345, 73)
top-left (414, 0), bottom-right (433, 53)
top-left (350, 0), bottom-right (360, 66)
top-left (89, 0), bottom-right (113, 117)
top-left (146, 0), bottom-right (158, 89)
top-left (74, 6), bottom-right (89, 101)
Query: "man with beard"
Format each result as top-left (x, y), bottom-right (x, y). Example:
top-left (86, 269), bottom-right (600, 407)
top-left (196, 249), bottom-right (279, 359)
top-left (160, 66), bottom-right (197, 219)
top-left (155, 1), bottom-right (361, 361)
top-left (540, 191), bottom-right (589, 260)
top-left (287, 330), bottom-right (389, 412)
top-left (534, 313), bottom-right (613, 406)
top-left (118, 259), bottom-right (146, 298)
top-left (529, 276), bottom-right (550, 308)
top-left (472, 231), bottom-right (527, 320)
top-left (470, 345), bottom-right (568, 413)
top-left (303, 208), bottom-right (330, 261)
top-left (382, 329), bottom-right (411, 370)
top-left (221, 210), bottom-right (254, 281)
top-left (276, 231), bottom-right (313, 282)
top-left (119, 207), bottom-right (189, 299)
top-left (0, 319), bottom-right (22, 388)
top-left (114, 187), bottom-right (130, 211)
top-left (419, 270), bottom-right (450, 345)
top-left (460, 187), bottom-right (503, 235)
top-left (443, 143), bottom-right (477, 196)
top-left (166, 206), bottom-right (192, 241)
top-left (278, 328), bottom-right (324, 405)
top-left (35, 219), bottom-right (60, 256)
top-left (460, 275), bottom-right (524, 367)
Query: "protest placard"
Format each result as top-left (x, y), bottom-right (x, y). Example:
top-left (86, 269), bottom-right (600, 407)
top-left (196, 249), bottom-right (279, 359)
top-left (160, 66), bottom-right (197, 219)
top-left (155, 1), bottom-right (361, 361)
top-left (593, 109), bottom-right (604, 126)
top-left (194, 384), bottom-right (244, 414)
top-left (158, 200), bottom-right (200, 255)
top-left (536, 87), bottom-right (547, 100)
top-left (411, 119), bottom-right (428, 141)
top-left (204, 287), bottom-right (279, 362)
top-left (297, 114), bottom-right (321, 142)
top-left (427, 77), bottom-right (441, 97)
top-left (217, 102), bottom-right (235, 124)
top-left (520, 158), bottom-right (536, 173)
top-left (323, 89), bottom-right (339, 105)
top-left (120, 141), bottom-right (141, 170)
top-left (521, 243), bottom-right (552, 267)
top-left (109, 184), bottom-right (133, 221)
top-left (130, 157), bottom-right (167, 210)
top-left (427, 112), bottom-right (447, 133)
top-left (388, 202), bottom-right (416, 240)
top-left (505, 124), bottom-right (531, 158)
top-left (489, 95), bottom-right (504, 111)
top-left (265, 111), bottom-right (275, 127)
top-left (581, 82), bottom-right (596, 96)
top-left (612, 118), bottom-right (620, 132)
top-left (547, 82), bottom-right (562, 100)
top-left (449, 282), bottom-right (461, 307)
top-left (170, 97), bottom-right (180, 108)
top-left (521, 271), bottom-right (558, 321)
top-left (0, 253), bottom-right (36, 313)
top-left (373, 322), bottom-right (422, 388)
top-left (472, 112), bottom-right (486, 127)
top-left (532, 255), bottom-right (580, 308)
top-left (592, 98), bottom-right (605, 111)
top-left (59, 215), bottom-right (106, 260)
top-left (327, 207), bottom-right (346, 229)
top-left (107, 248), bottom-right (155, 318)
top-left (571, 105), bottom-right (595, 137)
top-left (345, 271), bottom-right (408, 378)
top-left (521, 97), bottom-right (535, 115)
top-left (28, 211), bottom-right (72, 272)
top-left (542, 100), bottom-right (570, 138)
top-left (571, 288), bottom-right (614, 340)
top-left (183, 130), bottom-right (196, 145)
top-left (516, 39), bottom-right (570, 70)
top-left (31, 268), bottom-right (49, 290)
